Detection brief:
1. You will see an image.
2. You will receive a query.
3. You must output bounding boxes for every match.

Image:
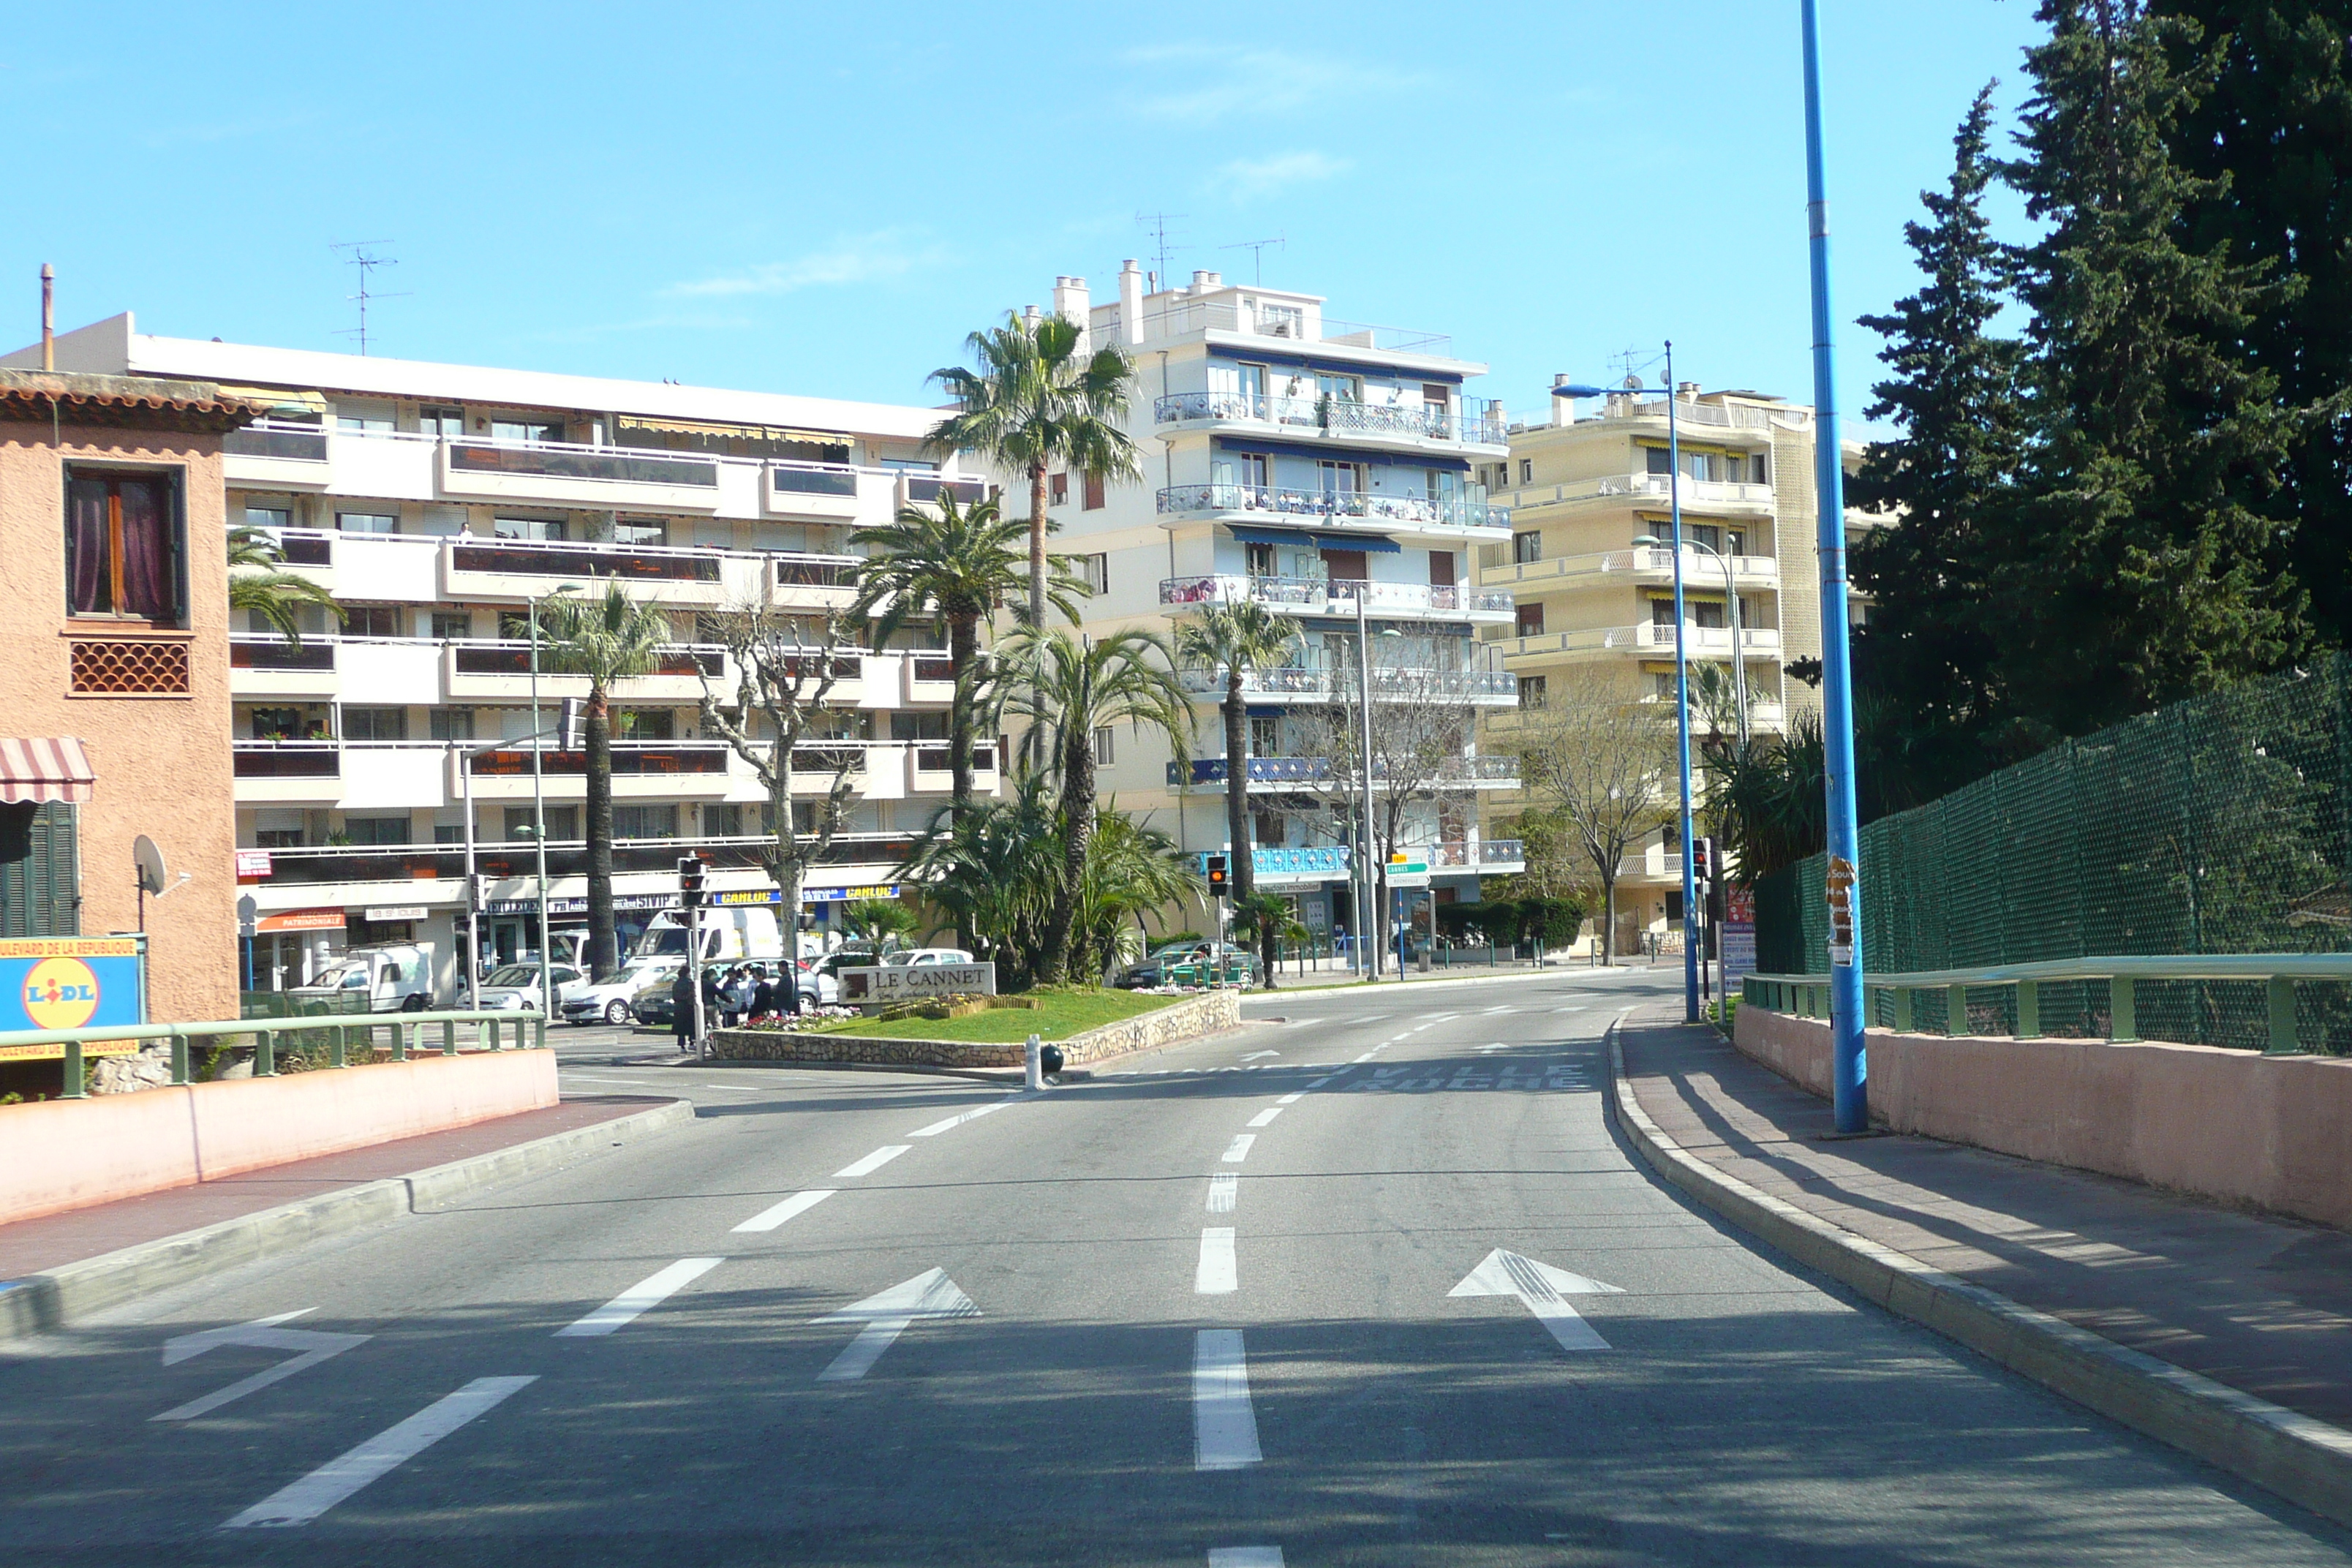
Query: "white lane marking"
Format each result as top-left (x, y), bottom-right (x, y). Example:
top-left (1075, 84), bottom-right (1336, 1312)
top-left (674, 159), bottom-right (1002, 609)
top-left (834, 1145), bottom-right (912, 1178)
top-left (556, 1257), bottom-right (724, 1338)
top-left (154, 1312), bottom-right (370, 1422)
top-left (1482, 1004), bottom-right (1514, 1014)
top-left (1450, 1248), bottom-right (1623, 1353)
top-left (1196, 1228), bottom-right (1238, 1294)
top-left (1239, 1049), bottom-right (1279, 1061)
top-left (1307, 1077), bottom-right (1335, 1088)
top-left (222, 1376), bottom-right (537, 1528)
top-left (1352, 1051), bottom-right (1377, 1063)
top-left (1193, 1329), bottom-right (1263, 1471)
top-left (908, 1100), bottom-right (1012, 1138)
top-left (1245, 1107), bottom-right (1283, 1129)
top-left (1476, 1043), bottom-right (1509, 1055)
top-left (1209, 1550), bottom-right (1284, 1568)
top-left (1206, 1172), bottom-right (1238, 1213)
top-left (732, 1188), bottom-right (836, 1234)
top-left (813, 1268), bottom-right (978, 1382)
top-left (1276, 1091), bottom-right (1304, 1105)
top-left (1284, 1018), bottom-right (1316, 1028)
top-left (1420, 1013), bottom-right (1459, 1022)
top-left (1221, 1134), bottom-right (1256, 1164)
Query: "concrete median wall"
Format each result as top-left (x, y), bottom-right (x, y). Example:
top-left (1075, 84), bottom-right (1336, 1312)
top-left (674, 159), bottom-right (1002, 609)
top-left (0, 1050), bottom-right (559, 1226)
top-left (1733, 1008), bottom-right (2352, 1230)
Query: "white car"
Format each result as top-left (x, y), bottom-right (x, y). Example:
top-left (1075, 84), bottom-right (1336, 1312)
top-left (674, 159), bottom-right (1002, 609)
top-left (473, 963), bottom-right (583, 1012)
top-left (880, 948), bottom-right (974, 968)
top-left (560, 958), bottom-right (681, 1028)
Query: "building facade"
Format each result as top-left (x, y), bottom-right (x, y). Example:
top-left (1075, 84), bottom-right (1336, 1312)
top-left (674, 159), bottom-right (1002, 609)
top-left (1009, 265), bottom-right (1525, 947)
top-left (0, 368), bottom-right (251, 1026)
top-left (7, 316), bottom-right (986, 1000)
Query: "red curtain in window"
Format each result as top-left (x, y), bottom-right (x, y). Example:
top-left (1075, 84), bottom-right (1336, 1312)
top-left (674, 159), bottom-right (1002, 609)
top-left (67, 478), bottom-right (110, 614)
top-left (117, 478), bottom-right (174, 620)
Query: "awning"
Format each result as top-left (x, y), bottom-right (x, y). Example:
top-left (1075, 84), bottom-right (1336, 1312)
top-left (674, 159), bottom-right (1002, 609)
top-left (615, 414), bottom-right (851, 449)
top-left (0, 738), bottom-right (93, 804)
top-left (213, 384), bottom-right (329, 418)
top-left (1226, 524), bottom-right (1401, 554)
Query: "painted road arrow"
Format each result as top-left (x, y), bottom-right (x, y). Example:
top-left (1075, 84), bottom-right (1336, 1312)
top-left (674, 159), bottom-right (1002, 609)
top-left (154, 1309), bottom-right (372, 1421)
top-left (812, 1268), bottom-right (979, 1382)
top-left (1449, 1249), bottom-right (1623, 1353)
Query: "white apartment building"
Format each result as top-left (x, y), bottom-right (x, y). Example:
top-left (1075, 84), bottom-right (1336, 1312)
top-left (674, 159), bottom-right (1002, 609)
top-left (1011, 265), bottom-right (1525, 944)
top-left (6, 314), bottom-right (987, 999)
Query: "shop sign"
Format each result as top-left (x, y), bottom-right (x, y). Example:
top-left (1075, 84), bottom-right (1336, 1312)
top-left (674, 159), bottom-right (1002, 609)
top-left (363, 906), bottom-right (429, 923)
top-left (255, 908), bottom-right (349, 934)
top-left (0, 936), bottom-right (147, 1060)
top-left (234, 849), bottom-right (272, 879)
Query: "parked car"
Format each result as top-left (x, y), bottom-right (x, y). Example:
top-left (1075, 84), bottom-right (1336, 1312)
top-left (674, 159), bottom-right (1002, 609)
top-left (1115, 941), bottom-right (1213, 990)
top-left (289, 944), bottom-right (437, 1012)
top-left (879, 947), bottom-right (975, 968)
top-left (559, 957), bottom-right (681, 1028)
top-left (474, 963), bottom-right (582, 1012)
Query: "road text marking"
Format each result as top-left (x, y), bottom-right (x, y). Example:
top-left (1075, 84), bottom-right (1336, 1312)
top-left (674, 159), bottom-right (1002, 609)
top-left (733, 1189), bottom-right (836, 1235)
top-left (222, 1376), bottom-right (537, 1528)
top-left (834, 1145), bottom-right (912, 1178)
top-left (1196, 1228), bottom-right (1238, 1294)
top-left (1193, 1329), bottom-right (1263, 1470)
top-left (1206, 1172), bottom-right (1238, 1213)
top-left (556, 1257), bottom-right (723, 1337)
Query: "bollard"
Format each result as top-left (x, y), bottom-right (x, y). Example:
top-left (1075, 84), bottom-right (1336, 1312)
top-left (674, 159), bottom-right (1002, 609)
top-left (1024, 1032), bottom-right (1044, 1092)
top-left (61, 1039), bottom-right (85, 1098)
top-left (256, 1029), bottom-right (276, 1077)
top-left (331, 1024), bottom-right (349, 1069)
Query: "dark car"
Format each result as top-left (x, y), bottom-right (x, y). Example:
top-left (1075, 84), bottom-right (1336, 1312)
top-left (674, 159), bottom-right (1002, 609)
top-left (1115, 941), bottom-right (1216, 990)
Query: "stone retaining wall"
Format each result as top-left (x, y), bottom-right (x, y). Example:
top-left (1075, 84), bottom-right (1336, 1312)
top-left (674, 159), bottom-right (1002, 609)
top-left (709, 989), bottom-right (1242, 1071)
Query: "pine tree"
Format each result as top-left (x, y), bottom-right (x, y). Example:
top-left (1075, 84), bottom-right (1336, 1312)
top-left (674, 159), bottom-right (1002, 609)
top-left (1849, 87), bottom-right (2027, 801)
top-left (1991, 0), bottom-right (2312, 745)
top-left (2157, 0), bottom-right (2352, 647)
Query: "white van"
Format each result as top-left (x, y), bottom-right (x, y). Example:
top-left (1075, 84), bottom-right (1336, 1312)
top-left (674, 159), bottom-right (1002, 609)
top-left (291, 944), bottom-right (437, 1013)
top-left (631, 906), bottom-right (785, 965)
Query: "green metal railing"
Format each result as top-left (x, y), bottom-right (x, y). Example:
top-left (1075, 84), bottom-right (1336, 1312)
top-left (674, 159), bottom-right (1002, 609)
top-left (1741, 954), bottom-right (2352, 1056)
top-left (1, 1009), bottom-right (549, 1101)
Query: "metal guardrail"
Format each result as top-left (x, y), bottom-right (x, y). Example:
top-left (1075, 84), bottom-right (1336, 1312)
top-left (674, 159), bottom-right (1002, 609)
top-left (4, 1009), bottom-right (550, 1101)
top-left (1741, 954), bottom-right (2352, 1053)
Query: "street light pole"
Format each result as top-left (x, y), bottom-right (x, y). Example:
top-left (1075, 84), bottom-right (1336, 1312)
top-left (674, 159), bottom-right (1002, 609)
top-left (1803, 0), bottom-right (1868, 1132)
top-left (522, 584), bottom-right (581, 1015)
top-left (1353, 589), bottom-right (1380, 981)
top-left (1662, 344), bottom-right (1701, 1023)
top-left (1640, 535), bottom-right (1749, 750)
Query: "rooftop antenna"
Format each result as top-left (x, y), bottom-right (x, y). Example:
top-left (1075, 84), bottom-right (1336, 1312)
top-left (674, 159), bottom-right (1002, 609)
top-left (1607, 344), bottom-right (1652, 387)
top-left (329, 240), bottom-right (409, 356)
top-left (1219, 235), bottom-right (1286, 286)
top-left (1135, 212), bottom-right (1186, 290)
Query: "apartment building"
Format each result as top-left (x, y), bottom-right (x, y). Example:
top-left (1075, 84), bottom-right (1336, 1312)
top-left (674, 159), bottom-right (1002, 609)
top-left (1477, 382), bottom-right (1867, 952)
top-left (6, 314), bottom-right (987, 1000)
top-left (1014, 265), bottom-right (1525, 945)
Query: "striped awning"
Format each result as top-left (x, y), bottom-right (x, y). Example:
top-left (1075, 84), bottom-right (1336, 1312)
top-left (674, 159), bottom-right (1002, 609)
top-left (0, 738), bottom-right (94, 804)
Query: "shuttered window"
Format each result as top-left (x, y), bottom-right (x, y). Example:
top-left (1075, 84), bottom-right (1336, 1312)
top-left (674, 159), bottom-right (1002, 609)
top-left (0, 802), bottom-right (80, 937)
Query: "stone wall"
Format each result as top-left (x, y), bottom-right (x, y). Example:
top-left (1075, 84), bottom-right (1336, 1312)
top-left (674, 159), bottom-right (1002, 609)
top-left (708, 989), bottom-right (1243, 1071)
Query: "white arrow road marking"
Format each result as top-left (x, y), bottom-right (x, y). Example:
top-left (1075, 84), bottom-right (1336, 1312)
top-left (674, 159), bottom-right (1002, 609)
top-left (1196, 1228), bottom-right (1238, 1294)
top-left (813, 1268), bottom-right (978, 1382)
top-left (222, 1375), bottom-right (536, 1529)
top-left (1193, 1329), bottom-right (1262, 1470)
top-left (908, 1099), bottom-right (1014, 1138)
top-left (154, 1311), bottom-right (370, 1422)
top-left (1221, 1134), bottom-right (1256, 1164)
top-left (1245, 1107), bottom-right (1283, 1128)
top-left (733, 1189), bottom-right (835, 1235)
top-left (1450, 1248), bottom-right (1624, 1353)
top-left (1206, 1172), bottom-right (1238, 1213)
top-left (1238, 1049), bottom-right (1279, 1061)
top-left (834, 1145), bottom-right (911, 1178)
top-left (1210, 1550), bottom-right (1284, 1567)
top-left (557, 1257), bottom-right (723, 1337)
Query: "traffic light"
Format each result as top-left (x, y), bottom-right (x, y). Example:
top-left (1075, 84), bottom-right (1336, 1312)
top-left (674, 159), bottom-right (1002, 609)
top-left (1205, 853), bottom-right (1229, 897)
top-left (558, 698), bottom-right (585, 753)
top-left (1692, 837), bottom-right (1716, 889)
top-left (678, 854), bottom-right (707, 908)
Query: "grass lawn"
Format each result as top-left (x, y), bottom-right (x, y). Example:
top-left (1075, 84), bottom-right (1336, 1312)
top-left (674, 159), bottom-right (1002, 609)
top-left (812, 988), bottom-right (1185, 1044)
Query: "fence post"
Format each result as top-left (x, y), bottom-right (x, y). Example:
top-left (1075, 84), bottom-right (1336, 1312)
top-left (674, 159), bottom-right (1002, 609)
top-left (2108, 977), bottom-right (2137, 1042)
top-left (2017, 981), bottom-right (2040, 1039)
top-left (256, 1027), bottom-right (276, 1077)
top-left (2266, 976), bottom-right (2301, 1055)
top-left (331, 1025), bottom-right (348, 1069)
top-left (170, 1033), bottom-right (191, 1086)
top-left (1947, 983), bottom-right (1967, 1037)
top-left (393, 1022), bottom-right (409, 1062)
top-left (61, 1039), bottom-right (85, 1098)
top-left (442, 1019), bottom-right (457, 1057)
top-left (1892, 987), bottom-right (1910, 1033)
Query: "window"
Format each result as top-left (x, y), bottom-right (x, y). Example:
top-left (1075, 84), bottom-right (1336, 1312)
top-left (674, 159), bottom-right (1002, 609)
top-left (1314, 372), bottom-right (1360, 405)
top-left (1245, 542), bottom-right (1278, 578)
top-left (336, 405), bottom-right (394, 434)
top-left (1252, 810), bottom-right (1283, 847)
top-left (1428, 551), bottom-right (1455, 587)
top-left (1645, 445), bottom-right (1672, 476)
top-left (66, 470), bottom-right (183, 622)
top-left (1049, 472), bottom-right (1069, 505)
top-left (612, 804), bottom-right (676, 840)
top-left (492, 418), bottom-right (565, 445)
top-left (1318, 460), bottom-right (1362, 496)
top-left (1690, 600), bottom-right (1726, 630)
top-left (1093, 726), bottom-right (1116, 766)
top-left (253, 827), bottom-right (305, 849)
top-left (505, 805), bottom-right (580, 841)
top-left (1518, 674), bottom-right (1548, 709)
top-left (433, 824), bottom-right (464, 844)
top-left (1079, 553), bottom-right (1109, 595)
top-left (431, 611), bottom-right (472, 641)
top-left (248, 707), bottom-right (306, 740)
top-left (612, 707), bottom-right (674, 741)
top-left (1259, 303), bottom-right (1303, 337)
top-left (1240, 453), bottom-right (1270, 489)
top-left (1650, 599), bottom-right (1676, 627)
top-left (890, 711), bottom-right (951, 742)
top-left (429, 708), bottom-right (475, 741)
top-left (1518, 459), bottom-right (1534, 484)
top-left (1083, 471), bottom-right (1106, 510)
top-left (492, 516), bottom-right (566, 542)
top-left (614, 516), bottom-right (666, 546)
top-left (1727, 529), bottom-right (1747, 557)
top-left (344, 605), bottom-right (403, 638)
top-left (1249, 716), bottom-right (1280, 758)
top-left (342, 815), bottom-right (410, 846)
top-left (344, 706), bottom-right (408, 742)
top-left (245, 504), bottom-right (293, 532)
top-left (1422, 382), bottom-right (1451, 415)
top-left (1515, 603), bottom-right (1545, 638)
top-left (419, 405), bottom-right (464, 437)
top-left (1686, 524), bottom-right (1722, 554)
top-left (337, 511), bottom-right (398, 534)
top-left (1512, 530), bottom-right (1542, 565)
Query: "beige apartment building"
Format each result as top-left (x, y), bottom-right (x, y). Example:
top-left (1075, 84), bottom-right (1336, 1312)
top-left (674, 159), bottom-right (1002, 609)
top-left (1476, 382), bottom-right (1866, 953)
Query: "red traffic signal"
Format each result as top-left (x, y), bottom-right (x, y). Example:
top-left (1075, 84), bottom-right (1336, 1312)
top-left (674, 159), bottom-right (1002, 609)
top-left (677, 854), bottom-right (708, 908)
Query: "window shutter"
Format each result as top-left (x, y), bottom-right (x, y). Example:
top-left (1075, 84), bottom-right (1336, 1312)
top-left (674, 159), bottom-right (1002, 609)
top-left (0, 803), bottom-right (80, 938)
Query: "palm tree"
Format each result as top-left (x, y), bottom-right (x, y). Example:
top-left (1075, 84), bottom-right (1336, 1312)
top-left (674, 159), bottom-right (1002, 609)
top-left (897, 773), bottom-right (1064, 990)
top-left (1071, 806), bottom-right (1203, 984)
top-left (1173, 600), bottom-right (1299, 902)
top-left (1002, 626), bottom-right (1192, 984)
top-left (1232, 890), bottom-right (1308, 991)
top-left (927, 312), bottom-right (1142, 630)
top-left (850, 494), bottom-right (1082, 826)
top-left (226, 525), bottom-right (342, 646)
top-left (840, 897), bottom-right (918, 953)
top-left (537, 578), bottom-right (674, 979)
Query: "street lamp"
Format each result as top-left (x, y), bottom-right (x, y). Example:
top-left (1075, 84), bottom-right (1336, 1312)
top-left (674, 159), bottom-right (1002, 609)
top-left (1633, 533), bottom-right (1748, 747)
top-left (1339, 602), bottom-right (1403, 981)
top-left (1552, 363), bottom-right (1701, 1021)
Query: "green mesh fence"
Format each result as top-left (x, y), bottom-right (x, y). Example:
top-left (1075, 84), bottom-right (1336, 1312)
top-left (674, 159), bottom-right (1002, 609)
top-left (1754, 655), bottom-right (2352, 1051)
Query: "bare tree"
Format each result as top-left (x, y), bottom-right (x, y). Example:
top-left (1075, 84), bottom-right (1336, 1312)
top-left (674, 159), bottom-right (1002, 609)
top-left (696, 604), bottom-right (866, 935)
top-left (1512, 672), bottom-right (1677, 962)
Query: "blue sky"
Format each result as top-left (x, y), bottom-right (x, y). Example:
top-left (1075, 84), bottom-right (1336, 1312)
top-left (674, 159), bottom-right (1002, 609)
top-left (3, 2), bottom-right (2046, 431)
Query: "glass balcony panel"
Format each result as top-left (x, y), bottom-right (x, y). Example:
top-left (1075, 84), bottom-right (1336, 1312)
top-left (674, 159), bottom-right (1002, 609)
top-left (448, 442), bottom-right (717, 488)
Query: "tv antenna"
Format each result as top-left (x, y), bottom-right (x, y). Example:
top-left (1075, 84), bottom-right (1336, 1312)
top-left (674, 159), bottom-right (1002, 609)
top-left (329, 240), bottom-right (409, 355)
top-left (1607, 344), bottom-right (1656, 388)
top-left (1219, 235), bottom-right (1286, 286)
top-left (1134, 212), bottom-right (1186, 290)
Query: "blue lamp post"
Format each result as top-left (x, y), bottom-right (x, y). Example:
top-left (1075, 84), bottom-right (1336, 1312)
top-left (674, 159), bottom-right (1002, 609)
top-left (1550, 364), bottom-right (1701, 1023)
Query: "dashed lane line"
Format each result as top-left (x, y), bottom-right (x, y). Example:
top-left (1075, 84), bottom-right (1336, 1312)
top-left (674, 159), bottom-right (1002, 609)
top-left (1196, 1228), bottom-right (1238, 1294)
top-left (732, 1189), bottom-right (836, 1235)
top-left (222, 1376), bottom-right (538, 1529)
top-left (833, 1145), bottom-right (911, 1179)
top-left (555, 1257), bottom-right (725, 1338)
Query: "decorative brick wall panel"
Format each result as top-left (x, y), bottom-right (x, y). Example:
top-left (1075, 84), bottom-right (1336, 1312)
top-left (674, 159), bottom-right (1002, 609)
top-left (69, 638), bottom-right (191, 696)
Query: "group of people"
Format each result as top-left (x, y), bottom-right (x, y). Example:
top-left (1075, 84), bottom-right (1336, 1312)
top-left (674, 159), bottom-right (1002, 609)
top-left (671, 960), bottom-right (803, 1049)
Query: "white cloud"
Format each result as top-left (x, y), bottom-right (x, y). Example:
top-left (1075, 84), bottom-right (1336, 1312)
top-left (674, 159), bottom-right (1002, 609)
top-left (1123, 45), bottom-right (1430, 121)
top-left (1216, 150), bottom-right (1352, 200)
top-left (663, 230), bottom-right (945, 299)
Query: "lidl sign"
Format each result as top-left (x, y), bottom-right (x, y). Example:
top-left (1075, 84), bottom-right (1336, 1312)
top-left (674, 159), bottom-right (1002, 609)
top-left (0, 936), bottom-right (148, 1060)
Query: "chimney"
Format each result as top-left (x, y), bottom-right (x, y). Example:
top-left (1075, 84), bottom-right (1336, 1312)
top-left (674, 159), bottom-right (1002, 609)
top-left (1118, 259), bottom-right (1144, 347)
top-left (1023, 304), bottom-right (1043, 330)
top-left (1192, 268), bottom-right (1218, 291)
top-left (1053, 275), bottom-right (1091, 354)
top-left (39, 264), bottom-right (53, 372)
top-left (1551, 373), bottom-right (1572, 428)
top-left (1678, 380), bottom-right (1699, 398)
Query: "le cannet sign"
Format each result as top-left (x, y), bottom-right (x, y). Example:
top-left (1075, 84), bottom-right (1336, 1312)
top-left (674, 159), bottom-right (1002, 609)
top-left (839, 962), bottom-right (997, 1006)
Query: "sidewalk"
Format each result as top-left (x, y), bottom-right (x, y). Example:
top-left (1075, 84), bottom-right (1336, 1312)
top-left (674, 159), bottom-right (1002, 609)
top-left (1618, 1006), bottom-right (2352, 1431)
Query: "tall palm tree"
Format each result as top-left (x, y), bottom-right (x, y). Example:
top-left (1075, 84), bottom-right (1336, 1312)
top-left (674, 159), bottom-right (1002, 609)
top-left (927, 311), bottom-right (1142, 630)
top-left (1173, 600), bottom-right (1299, 902)
top-left (537, 578), bottom-right (674, 979)
top-left (1002, 626), bottom-right (1191, 984)
top-left (1071, 804), bottom-right (1202, 984)
top-left (226, 524), bottom-right (342, 646)
top-left (850, 494), bottom-right (1082, 824)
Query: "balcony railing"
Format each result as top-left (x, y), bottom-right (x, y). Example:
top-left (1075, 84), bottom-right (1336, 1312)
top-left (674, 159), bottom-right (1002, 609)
top-left (449, 441), bottom-right (717, 489)
top-left (1103, 298), bottom-right (1454, 357)
top-left (1194, 845), bottom-right (1352, 879)
top-left (1182, 755), bottom-right (1518, 786)
top-left (1175, 665), bottom-right (1518, 699)
top-left (1158, 483), bottom-right (1508, 530)
top-left (238, 832), bottom-right (919, 887)
top-left (224, 421), bottom-right (330, 461)
top-left (903, 474), bottom-right (988, 507)
top-left (913, 745), bottom-right (1003, 774)
top-left (769, 461), bottom-right (860, 497)
top-left (451, 642), bottom-right (725, 678)
top-left (1510, 473), bottom-right (1776, 511)
top-left (1496, 624), bottom-right (1782, 660)
top-left (468, 742), bottom-right (734, 777)
top-left (230, 638), bottom-right (335, 671)
top-left (1160, 575), bottom-right (1515, 616)
top-left (451, 535), bottom-right (725, 583)
top-left (775, 557), bottom-right (861, 588)
top-left (1152, 391), bottom-right (1506, 445)
top-left (232, 743), bottom-right (340, 778)
top-left (1480, 546), bottom-right (1782, 590)
top-left (1482, 839), bottom-right (1525, 864)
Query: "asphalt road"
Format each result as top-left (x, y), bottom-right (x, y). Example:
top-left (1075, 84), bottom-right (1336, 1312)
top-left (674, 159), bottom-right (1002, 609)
top-left (4, 968), bottom-right (2348, 1566)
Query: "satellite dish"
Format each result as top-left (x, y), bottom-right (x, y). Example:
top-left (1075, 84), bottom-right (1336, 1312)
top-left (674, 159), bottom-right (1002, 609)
top-left (1622, 374), bottom-right (1645, 391)
top-left (134, 835), bottom-right (167, 896)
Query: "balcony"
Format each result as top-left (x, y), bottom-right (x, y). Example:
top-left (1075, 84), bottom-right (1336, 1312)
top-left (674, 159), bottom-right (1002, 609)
top-left (1175, 665), bottom-right (1519, 705)
top-left (1508, 472), bottom-right (1776, 516)
top-left (440, 439), bottom-right (722, 512)
top-left (1480, 546), bottom-right (1781, 594)
top-left (229, 636), bottom-right (337, 699)
top-left (222, 421), bottom-right (331, 490)
top-left (1100, 296), bottom-right (1456, 359)
top-left (238, 832), bottom-right (921, 892)
top-left (444, 641), bottom-right (725, 702)
top-left (1177, 755), bottom-right (1519, 788)
top-left (901, 473), bottom-right (989, 509)
top-left (233, 743), bottom-right (340, 807)
top-left (764, 461), bottom-right (872, 521)
top-left (1514, 395), bottom-right (1782, 438)
top-left (1161, 575), bottom-right (1515, 620)
top-left (1152, 391), bottom-right (1507, 448)
top-left (903, 653), bottom-right (957, 704)
top-left (910, 743), bottom-right (1004, 795)
top-left (774, 555), bottom-right (862, 592)
top-left (1490, 624), bottom-right (1784, 663)
top-left (1158, 483), bottom-right (1509, 534)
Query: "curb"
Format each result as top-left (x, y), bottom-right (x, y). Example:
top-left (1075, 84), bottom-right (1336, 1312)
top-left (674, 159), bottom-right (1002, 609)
top-left (1602, 1025), bottom-right (2352, 1530)
top-left (0, 1098), bottom-right (694, 1344)
top-left (1245, 964), bottom-right (1646, 1002)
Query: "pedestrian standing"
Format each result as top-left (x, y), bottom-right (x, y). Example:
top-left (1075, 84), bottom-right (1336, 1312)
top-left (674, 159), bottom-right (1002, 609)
top-left (671, 967), bottom-right (696, 1053)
